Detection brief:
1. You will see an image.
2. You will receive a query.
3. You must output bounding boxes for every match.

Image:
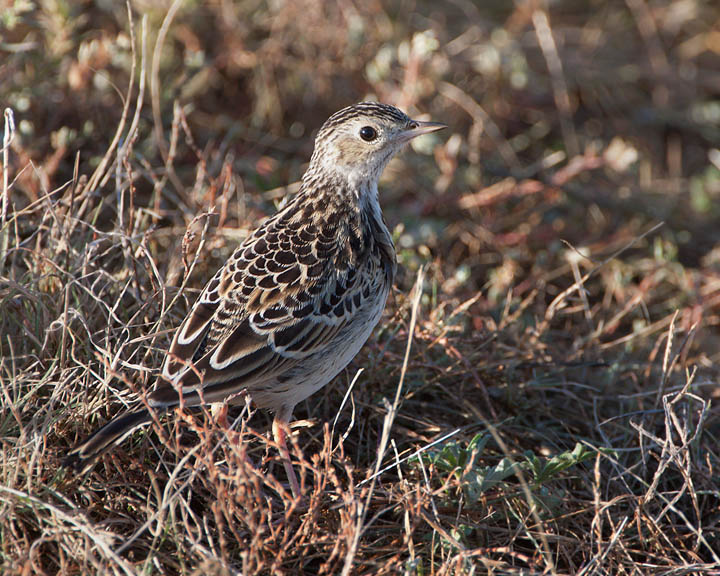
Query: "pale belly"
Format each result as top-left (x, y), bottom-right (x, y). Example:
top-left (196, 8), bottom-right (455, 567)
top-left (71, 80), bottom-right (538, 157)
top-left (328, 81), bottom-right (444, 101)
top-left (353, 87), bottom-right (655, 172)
top-left (250, 285), bottom-right (389, 411)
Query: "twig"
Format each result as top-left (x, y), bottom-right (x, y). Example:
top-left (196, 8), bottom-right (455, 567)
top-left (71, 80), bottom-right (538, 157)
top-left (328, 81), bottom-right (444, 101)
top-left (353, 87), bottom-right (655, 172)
top-left (532, 10), bottom-right (580, 157)
top-left (80, 1), bottom-right (137, 198)
top-left (331, 368), bottom-right (363, 450)
top-left (356, 426), bottom-right (462, 488)
top-left (1, 107), bottom-right (15, 276)
top-left (544, 221), bottom-right (664, 326)
top-left (151, 0), bottom-right (184, 162)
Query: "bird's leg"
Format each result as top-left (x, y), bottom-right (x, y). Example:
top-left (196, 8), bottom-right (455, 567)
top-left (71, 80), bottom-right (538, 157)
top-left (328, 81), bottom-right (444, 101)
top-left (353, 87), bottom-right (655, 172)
top-left (214, 398), bottom-right (254, 476)
top-left (272, 407), bottom-right (300, 499)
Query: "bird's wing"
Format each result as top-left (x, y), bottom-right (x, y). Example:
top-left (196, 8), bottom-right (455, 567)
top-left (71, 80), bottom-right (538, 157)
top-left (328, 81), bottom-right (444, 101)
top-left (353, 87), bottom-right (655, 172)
top-left (151, 208), bottom-right (374, 407)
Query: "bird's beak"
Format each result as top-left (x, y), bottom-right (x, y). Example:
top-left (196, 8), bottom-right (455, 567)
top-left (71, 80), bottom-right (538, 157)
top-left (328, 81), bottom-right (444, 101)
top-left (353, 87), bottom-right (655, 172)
top-left (401, 120), bottom-right (447, 142)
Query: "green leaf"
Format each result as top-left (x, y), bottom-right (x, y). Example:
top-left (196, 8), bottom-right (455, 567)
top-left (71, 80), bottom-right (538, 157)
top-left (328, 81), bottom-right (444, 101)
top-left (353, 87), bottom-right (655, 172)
top-left (529, 443), bottom-right (599, 484)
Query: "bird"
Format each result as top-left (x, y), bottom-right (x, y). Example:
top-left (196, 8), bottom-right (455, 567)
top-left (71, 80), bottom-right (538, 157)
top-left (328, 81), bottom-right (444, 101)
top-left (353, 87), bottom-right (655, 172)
top-left (64, 102), bottom-right (446, 497)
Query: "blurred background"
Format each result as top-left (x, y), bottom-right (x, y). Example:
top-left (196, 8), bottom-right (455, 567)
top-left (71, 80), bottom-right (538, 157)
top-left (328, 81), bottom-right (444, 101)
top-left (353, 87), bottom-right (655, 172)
top-left (1, 0), bottom-right (720, 572)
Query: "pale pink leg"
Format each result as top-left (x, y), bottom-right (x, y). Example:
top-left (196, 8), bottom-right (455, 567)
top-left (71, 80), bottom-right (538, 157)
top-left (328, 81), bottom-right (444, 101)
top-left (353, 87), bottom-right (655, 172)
top-left (272, 407), bottom-right (300, 499)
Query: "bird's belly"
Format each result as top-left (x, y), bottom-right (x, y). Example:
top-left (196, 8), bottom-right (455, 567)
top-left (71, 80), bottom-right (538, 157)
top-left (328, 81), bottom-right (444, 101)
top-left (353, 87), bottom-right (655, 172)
top-left (252, 286), bottom-right (389, 410)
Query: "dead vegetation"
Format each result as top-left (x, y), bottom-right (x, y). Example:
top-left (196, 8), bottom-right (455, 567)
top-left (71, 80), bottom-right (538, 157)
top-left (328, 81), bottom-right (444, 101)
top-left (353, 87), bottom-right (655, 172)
top-left (1, 0), bottom-right (719, 574)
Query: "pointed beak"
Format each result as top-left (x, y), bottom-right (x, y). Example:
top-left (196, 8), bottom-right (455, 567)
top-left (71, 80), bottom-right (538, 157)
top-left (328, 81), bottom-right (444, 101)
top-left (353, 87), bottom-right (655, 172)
top-left (400, 120), bottom-right (447, 142)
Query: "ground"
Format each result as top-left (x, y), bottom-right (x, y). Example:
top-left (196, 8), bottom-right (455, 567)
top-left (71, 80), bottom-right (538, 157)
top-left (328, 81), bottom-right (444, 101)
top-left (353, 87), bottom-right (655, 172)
top-left (1, 1), bottom-right (719, 574)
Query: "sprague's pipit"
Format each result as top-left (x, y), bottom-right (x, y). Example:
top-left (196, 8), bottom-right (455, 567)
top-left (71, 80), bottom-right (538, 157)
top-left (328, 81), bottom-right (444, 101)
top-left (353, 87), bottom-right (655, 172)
top-left (65, 102), bottom-right (446, 496)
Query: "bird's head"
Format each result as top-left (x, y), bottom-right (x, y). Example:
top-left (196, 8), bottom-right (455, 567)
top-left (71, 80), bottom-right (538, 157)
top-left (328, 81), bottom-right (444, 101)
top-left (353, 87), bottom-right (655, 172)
top-left (306, 102), bottom-right (446, 189)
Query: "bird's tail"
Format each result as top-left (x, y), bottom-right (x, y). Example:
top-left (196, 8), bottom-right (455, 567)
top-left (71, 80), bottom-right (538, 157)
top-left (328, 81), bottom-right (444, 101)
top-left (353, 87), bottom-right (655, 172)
top-left (63, 409), bottom-right (154, 472)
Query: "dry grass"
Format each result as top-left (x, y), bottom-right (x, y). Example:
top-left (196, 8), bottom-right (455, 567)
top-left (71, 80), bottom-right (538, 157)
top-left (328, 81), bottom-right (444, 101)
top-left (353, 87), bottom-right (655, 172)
top-left (1, 1), bottom-right (720, 574)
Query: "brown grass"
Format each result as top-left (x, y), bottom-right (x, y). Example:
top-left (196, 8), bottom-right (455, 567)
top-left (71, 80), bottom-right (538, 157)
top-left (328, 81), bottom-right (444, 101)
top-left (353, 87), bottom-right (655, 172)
top-left (1, 1), bottom-right (719, 574)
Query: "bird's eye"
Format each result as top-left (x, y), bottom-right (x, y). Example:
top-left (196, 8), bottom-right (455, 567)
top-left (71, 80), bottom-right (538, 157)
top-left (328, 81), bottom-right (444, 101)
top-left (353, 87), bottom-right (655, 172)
top-left (359, 126), bottom-right (378, 142)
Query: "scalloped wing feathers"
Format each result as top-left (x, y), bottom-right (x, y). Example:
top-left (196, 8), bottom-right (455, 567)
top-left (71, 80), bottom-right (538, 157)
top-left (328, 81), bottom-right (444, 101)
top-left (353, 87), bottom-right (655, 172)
top-left (153, 188), bottom-right (394, 409)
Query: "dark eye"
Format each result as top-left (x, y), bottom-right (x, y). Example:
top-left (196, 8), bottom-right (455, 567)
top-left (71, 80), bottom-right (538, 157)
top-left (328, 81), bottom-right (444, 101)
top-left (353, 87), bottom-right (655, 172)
top-left (359, 126), bottom-right (377, 141)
